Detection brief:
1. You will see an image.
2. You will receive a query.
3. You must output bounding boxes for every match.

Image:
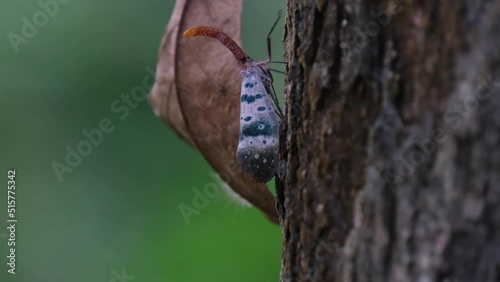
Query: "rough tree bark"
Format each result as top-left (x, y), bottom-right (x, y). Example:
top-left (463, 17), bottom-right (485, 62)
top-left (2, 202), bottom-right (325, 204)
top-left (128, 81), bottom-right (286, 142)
top-left (277, 0), bottom-right (500, 281)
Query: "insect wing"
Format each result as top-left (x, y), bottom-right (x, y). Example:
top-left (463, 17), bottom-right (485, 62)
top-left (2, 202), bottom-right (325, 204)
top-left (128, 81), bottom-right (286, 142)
top-left (236, 71), bottom-right (279, 182)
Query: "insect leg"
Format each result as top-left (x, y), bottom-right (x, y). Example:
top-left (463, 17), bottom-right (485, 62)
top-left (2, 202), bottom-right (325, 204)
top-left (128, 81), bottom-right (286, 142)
top-left (270, 61), bottom-right (288, 65)
top-left (268, 68), bottom-right (287, 75)
top-left (265, 10), bottom-right (283, 64)
top-left (270, 83), bottom-right (284, 119)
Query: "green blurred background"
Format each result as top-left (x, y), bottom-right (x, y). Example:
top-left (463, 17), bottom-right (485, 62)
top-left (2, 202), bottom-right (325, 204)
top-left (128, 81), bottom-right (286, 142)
top-left (0, 1), bottom-right (285, 281)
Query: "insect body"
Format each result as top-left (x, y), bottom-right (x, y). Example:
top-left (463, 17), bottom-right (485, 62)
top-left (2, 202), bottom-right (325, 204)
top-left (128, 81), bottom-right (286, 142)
top-left (237, 66), bottom-right (280, 182)
top-left (183, 26), bottom-right (282, 183)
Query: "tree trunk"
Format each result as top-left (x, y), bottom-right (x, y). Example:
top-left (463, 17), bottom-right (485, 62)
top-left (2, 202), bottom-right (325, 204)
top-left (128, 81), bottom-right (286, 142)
top-left (277, 0), bottom-right (500, 281)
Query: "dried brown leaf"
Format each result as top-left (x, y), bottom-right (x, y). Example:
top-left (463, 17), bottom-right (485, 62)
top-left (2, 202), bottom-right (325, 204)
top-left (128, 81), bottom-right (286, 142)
top-left (149, 0), bottom-right (278, 223)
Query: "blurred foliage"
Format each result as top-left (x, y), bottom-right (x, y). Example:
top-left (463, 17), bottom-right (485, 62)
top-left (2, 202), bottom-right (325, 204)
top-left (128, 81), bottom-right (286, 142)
top-left (0, 1), bottom-right (285, 281)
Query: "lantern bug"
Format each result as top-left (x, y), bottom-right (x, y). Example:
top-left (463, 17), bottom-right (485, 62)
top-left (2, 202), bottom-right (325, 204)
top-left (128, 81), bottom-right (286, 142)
top-left (183, 13), bottom-right (284, 183)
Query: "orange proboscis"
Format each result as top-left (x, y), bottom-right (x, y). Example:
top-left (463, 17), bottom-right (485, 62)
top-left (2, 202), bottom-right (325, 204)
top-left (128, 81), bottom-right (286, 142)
top-left (183, 26), bottom-right (251, 66)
